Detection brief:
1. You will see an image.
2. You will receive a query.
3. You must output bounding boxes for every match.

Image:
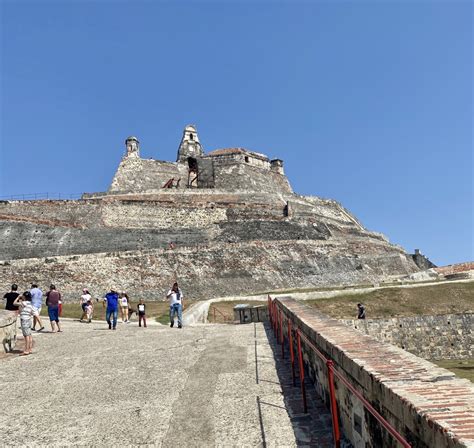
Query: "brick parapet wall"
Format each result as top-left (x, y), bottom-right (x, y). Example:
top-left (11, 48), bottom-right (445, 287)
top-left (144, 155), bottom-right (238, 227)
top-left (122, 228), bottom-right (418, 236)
top-left (276, 298), bottom-right (474, 448)
top-left (342, 314), bottom-right (473, 360)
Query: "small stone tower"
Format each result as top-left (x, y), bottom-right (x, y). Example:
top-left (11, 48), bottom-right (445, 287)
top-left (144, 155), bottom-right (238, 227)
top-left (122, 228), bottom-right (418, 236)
top-left (177, 125), bottom-right (204, 162)
top-left (270, 159), bottom-right (285, 175)
top-left (125, 136), bottom-right (140, 158)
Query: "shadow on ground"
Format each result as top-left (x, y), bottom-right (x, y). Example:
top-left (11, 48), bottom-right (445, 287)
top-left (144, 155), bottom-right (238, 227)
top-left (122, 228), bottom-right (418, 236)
top-left (255, 322), bottom-right (345, 447)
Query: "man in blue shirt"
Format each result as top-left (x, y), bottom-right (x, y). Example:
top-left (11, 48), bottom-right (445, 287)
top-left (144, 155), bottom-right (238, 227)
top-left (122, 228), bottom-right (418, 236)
top-left (103, 288), bottom-right (119, 330)
top-left (30, 284), bottom-right (45, 331)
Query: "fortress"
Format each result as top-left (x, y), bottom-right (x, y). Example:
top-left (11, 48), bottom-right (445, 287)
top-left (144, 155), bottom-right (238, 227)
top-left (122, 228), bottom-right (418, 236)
top-left (2, 126), bottom-right (473, 448)
top-left (0, 125), bottom-right (422, 300)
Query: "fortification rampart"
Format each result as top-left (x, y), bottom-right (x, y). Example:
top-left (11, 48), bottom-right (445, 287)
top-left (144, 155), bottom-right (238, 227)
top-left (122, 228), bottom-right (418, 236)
top-left (211, 162), bottom-right (292, 193)
top-left (342, 313), bottom-right (473, 360)
top-left (109, 157), bottom-right (189, 192)
top-left (108, 128), bottom-right (293, 195)
top-left (0, 191), bottom-right (395, 262)
top-left (276, 298), bottom-right (474, 448)
top-left (0, 125), bottom-right (424, 299)
top-left (0, 240), bottom-right (415, 301)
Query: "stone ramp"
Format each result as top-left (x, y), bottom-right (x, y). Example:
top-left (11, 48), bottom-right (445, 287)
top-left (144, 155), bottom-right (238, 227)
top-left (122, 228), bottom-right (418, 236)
top-left (0, 320), bottom-right (334, 447)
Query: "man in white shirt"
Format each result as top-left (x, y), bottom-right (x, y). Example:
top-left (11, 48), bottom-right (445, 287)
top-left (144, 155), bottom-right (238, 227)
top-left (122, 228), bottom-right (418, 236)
top-left (30, 284), bottom-right (44, 331)
top-left (167, 282), bottom-right (184, 328)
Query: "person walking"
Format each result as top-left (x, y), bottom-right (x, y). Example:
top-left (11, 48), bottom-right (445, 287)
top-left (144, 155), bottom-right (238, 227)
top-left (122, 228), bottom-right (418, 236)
top-left (357, 303), bottom-right (366, 319)
top-left (167, 282), bottom-right (183, 328)
top-left (119, 292), bottom-right (129, 323)
top-left (103, 288), bottom-right (119, 330)
top-left (80, 289), bottom-right (92, 322)
top-left (137, 299), bottom-right (147, 328)
top-left (45, 284), bottom-right (62, 332)
top-left (3, 284), bottom-right (20, 312)
top-left (13, 291), bottom-right (39, 356)
top-left (30, 284), bottom-right (45, 331)
top-left (85, 300), bottom-right (94, 323)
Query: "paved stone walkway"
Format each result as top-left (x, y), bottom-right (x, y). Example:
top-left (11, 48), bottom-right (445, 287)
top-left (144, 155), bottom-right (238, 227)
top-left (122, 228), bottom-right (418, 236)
top-left (1, 319), bottom-right (335, 447)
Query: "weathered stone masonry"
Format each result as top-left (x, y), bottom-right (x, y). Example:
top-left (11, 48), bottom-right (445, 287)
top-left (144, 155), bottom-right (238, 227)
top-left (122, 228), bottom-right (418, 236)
top-left (277, 298), bottom-right (474, 448)
top-left (342, 313), bottom-right (473, 361)
top-left (0, 125), bottom-right (420, 300)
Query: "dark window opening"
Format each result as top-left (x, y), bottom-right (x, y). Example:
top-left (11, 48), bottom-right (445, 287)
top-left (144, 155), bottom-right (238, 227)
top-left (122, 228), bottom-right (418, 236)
top-left (189, 133), bottom-right (194, 140)
top-left (244, 156), bottom-right (249, 163)
top-left (187, 157), bottom-right (198, 188)
top-left (188, 157), bottom-right (198, 171)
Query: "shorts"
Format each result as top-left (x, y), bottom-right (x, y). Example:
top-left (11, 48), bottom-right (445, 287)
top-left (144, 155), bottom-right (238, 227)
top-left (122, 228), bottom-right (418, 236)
top-left (21, 319), bottom-right (32, 337)
top-left (33, 306), bottom-right (42, 314)
top-left (81, 303), bottom-right (87, 312)
top-left (48, 307), bottom-right (59, 322)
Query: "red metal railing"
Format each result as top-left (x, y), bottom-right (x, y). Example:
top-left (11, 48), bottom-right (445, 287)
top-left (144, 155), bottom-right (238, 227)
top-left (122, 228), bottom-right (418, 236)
top-left (209, 306), bottom-right (230, 323)
top-left (267, 295), bottom-right (411, 448)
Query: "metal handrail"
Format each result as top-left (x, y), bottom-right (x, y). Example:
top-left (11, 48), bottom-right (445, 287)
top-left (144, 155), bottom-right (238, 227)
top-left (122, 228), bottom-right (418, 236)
top-left (209, 305), bottom-right (229, 323)
top-left (0, 192), bottom-right (83, 201)
top-left (268, 296), bottom-right (411, 448)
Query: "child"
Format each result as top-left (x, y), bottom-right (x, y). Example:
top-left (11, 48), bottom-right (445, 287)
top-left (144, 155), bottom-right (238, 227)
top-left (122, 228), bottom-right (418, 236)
top-left (137, 299), bottom-right (146, 328)
top-left (120, 292), bottom-right (129, 323)
top-left (13, 291), bottom-right (39, 356)
top-left (85, 300), bottom-right (93, 323)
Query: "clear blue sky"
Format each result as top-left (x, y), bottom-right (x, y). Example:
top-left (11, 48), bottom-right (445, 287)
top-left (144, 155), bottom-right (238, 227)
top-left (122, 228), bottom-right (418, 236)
top-left (1, 1), bottom-right (472, 266)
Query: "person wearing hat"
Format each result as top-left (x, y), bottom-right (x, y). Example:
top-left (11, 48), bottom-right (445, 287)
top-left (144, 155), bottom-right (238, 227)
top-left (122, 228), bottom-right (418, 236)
top-left (13, 291), bottom-right (39, 355)
top-left (103, 288), bottom-right (119, 330)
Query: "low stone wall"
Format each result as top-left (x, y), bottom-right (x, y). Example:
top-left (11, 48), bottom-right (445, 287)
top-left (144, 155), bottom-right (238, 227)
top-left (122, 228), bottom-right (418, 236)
top-left (342, 314), bottom-right (473, 360)
top-left (276, 298), bottom-right (474, 448)
top-left (233, 305), bottom-right (268, 323)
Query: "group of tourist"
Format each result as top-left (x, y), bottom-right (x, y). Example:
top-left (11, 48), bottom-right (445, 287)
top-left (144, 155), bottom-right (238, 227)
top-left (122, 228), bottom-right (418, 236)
top-left (2, 283), bottom-right (63, 356)
top-left (3, 281), bottom-right (185, 356)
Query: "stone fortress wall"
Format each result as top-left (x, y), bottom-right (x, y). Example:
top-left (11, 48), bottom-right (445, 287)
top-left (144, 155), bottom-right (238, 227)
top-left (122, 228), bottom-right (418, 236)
top-left (277, 298), bottom-right (474, 448)
top-left (0, 201), bottom-right (417, 300)
top-left (109, 127), bottom-right (292, 194)
top-left (0, 125), bottom-right (421, 300)
top-left (342, 313), bottom-right (473, 360)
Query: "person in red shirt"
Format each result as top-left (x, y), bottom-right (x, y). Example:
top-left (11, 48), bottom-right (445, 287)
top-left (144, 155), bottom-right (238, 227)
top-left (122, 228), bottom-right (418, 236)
top-left (46, 284), bottom-right (62, 332)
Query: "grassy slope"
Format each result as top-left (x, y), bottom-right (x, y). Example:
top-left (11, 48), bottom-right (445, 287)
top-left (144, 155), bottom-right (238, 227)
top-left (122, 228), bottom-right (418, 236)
top-left (304, 281), bottom-right (474, 319)
top-left (434, 359), bottom-right (474, 383)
